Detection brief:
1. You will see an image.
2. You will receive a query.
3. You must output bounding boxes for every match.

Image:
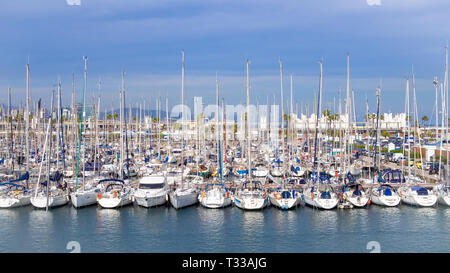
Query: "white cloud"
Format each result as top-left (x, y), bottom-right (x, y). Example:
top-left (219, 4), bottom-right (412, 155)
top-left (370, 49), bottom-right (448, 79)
top-left (66, 0), bottom-right (81, 6)
top-left (366, 0), bottom-right (381, 6)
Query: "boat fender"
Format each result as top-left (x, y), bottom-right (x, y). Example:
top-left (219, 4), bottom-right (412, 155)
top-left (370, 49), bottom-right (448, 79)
top-left (311, 192), bottom-right (314, 200)
top-left (97, 193), bottom-right (102, 199)
top-left (113, 191), bottom-right (118, 198)
top-left (226, 191), bottom-right (230, 198)
top-left (202, 191), bottom-right (206, 198)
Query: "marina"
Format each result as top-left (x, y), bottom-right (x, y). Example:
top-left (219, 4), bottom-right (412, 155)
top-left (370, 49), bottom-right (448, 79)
top-left (1, 53), bottom-right (450, 218)
top-left (2, 0), bottom-right (450, 255)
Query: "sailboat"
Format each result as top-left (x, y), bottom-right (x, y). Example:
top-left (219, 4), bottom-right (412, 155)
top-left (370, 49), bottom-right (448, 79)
top-left (97, 71), bottom-right (133, 209)
top-left (232, 60), bottom-right (269, 210)
top-left (370, 184), bottom-right (401, 207)
top-left (303, 61), bottom-right (339, 210)
top-left (398, 76), bottom-right (437, 207)
top-left (198, 98), bottom-right (232, 209)
top-left (341, 179), bottom-right (369, 208)
top-left (31, 116), bottom-right (69, 209)
top-left (96, 178), bottom-right (133, 208)
top-left (269, 184), bottom-right (300, 210)
top-left (0, 172), bottom-right (32, 208)
top-left (368, 88), bottom-right (401, 207)
top-left (71, 57), bottom-right (101, 208)
top-left (0, 78), bottom-right (32, 208)
top-left (199, 183), bottom-right (232, 208)
top-left (168, 50), bottom-right (199, 209)
top-left (436, 181), bottom-right (450, 206)
top-left (399, 186), bottom-right (437, 207)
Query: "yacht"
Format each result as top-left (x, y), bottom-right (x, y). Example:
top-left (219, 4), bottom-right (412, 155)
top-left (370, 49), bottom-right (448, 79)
top-left (370, 184), bottom-right (401, 207)
top-left (269, 187), bottom-right (300, 210)
top-left (96, 178), bottom-right (133, 209)
top-left (199, 183), bottom-right (232, 209)
top-left (169, 177), bottom-right (199, 209)
top-left (133, 175), bottom-right (169, 207)
top-left (232, 180), bottom-right (268, 210)
top-left (398, 186), bottom-right (437, 207)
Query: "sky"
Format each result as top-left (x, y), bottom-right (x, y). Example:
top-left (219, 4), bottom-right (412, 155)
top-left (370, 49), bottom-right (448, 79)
top-left (1, 0), bottom-right (450, 123)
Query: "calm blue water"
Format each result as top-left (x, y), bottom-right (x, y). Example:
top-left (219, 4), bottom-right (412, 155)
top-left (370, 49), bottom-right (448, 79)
top-left (0, 203), bottom-right (449, 253)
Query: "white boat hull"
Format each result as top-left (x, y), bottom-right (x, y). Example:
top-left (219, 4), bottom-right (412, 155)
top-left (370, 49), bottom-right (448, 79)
top-left (169, 190), bottom-right (198, 209)
top-left (97, 196), bottom-right (132, 208)
top-left (370, 194), bottom-right (401, 207)
top-left (31, 195), bottom-right (69, 209)
top-left (269, 195), bottom-right (299, 209)
top-left (0, 195), bottom-right (31, 208)
top-left (134, 194), bottom-right (167, 208)
top-left (346, 195), bottom-right (369, 208)
top-left (198, 188), bottom-right (232, 208)
top-left (232, 196), bottom-right (268, 210)
top-left (401, 194), bottom-right (437, 207)
top-left (303, 189), bottom-right (339, 210)
top-left (70, 189), bottom-right (98, 208)
top-left (439, 194), bottom-right (450, 206)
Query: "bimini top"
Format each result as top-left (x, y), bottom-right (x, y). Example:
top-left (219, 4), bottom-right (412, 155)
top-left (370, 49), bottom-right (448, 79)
top-left (382, 169), bottom-right (406, 183)
top-left (98, 178), bottom-right (125, 184)
top-left (411, 187), bottom-right (429, 195)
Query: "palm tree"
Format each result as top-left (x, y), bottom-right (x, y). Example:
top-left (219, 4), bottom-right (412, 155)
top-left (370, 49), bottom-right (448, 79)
top-left (421, 115), bottom-right (429, 127)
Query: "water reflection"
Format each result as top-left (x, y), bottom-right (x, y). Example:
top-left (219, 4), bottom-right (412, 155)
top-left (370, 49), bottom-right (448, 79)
top-left (96, 208), bottom-right (121, 233)
top-left (240, 209), bottom-right (265, 235)
top-left (306, 207), bottom-right (338, 233)
top-left (271, 208), bottom-right (299, 234)
top-left (28, 209), bottom-right (55, 252)
top-left (197, 206), bottom-right (226, 233)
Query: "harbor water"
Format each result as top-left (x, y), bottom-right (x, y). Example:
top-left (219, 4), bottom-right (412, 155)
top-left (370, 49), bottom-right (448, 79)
top-left (0, 203), bottom-right (449, 253)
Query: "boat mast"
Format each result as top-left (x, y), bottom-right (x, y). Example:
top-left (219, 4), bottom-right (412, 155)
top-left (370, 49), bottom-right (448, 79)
top-left (373, 87), bottom-right (381, 182)
top-left (216, 76), bottom-right (220, 160)
top-left (46, 90), bottom-right (55, 211)
top-left (181, 50), bottom-right (185, 186)
top-left (221, 97), bottom-right (225, 182)
top-left (346, 53), bottom-right (351, 171)
top-left (75, 57), bottom-right (87, 190)
top-left (120, 72), bottom-right (125, 178)
top-left (8, 87), bottom-right (14, 173)
top-left (445, 43), bottom-right (449, 177)
top-left (246, 59), bottom-right (252, 181)
top-left (279, 60), bottom-right (285, 152)
top-left (290, 73), bottom-right (294, 161)
top-left (434, 77), bottom-right (439, 149)
top-left (25, 63), bottom-right (30, 188)
top-left (312, 61), bottom-right (323, 180)
top-left (406, 78), bottom-right (411, 181)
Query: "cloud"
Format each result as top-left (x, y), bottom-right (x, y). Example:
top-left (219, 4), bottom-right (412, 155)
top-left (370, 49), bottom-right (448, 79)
top-left (66, 0), bottom-right (81, 6)
top-left (366, 0), bottom-right (381, 6)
